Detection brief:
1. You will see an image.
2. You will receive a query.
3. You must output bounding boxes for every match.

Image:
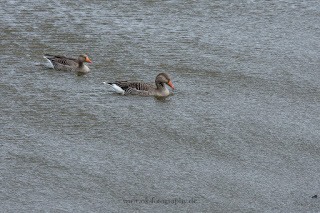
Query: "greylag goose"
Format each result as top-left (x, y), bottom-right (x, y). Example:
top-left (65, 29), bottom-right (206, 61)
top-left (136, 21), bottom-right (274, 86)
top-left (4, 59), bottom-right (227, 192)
top-left (44, 54), bottom-right (92, 75)
top-left (108, 73), bottom-right (174, 97)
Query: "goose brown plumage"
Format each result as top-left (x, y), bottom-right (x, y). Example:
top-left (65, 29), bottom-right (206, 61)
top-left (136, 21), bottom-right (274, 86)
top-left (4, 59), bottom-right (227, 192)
top-left (108, 73), bottom-right (174, 97)
top-left (44, 54), bottom-right (92, 75)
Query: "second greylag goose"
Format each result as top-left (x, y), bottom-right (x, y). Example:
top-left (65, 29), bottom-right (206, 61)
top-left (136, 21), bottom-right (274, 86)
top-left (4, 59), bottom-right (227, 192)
top-left (44, 54), bottom-right (92, 75)
top-left (108, 73), bottom-right (174, 97)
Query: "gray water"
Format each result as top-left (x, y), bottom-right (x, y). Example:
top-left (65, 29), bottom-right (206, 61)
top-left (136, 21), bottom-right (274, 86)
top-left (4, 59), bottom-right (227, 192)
top-left (1, 0), bottom-right (320, 212)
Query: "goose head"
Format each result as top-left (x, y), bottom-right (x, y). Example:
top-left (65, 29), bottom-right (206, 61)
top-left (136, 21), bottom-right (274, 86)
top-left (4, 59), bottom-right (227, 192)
top-left (78, 54), bottom-right (92, 63)
top-left (155, 73), bottom-right (174, 89)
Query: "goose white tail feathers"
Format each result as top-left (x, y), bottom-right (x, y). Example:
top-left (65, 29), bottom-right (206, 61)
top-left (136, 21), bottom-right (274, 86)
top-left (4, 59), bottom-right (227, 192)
top-left (108, 83), bottom-right (125, 95)
top-left (43, 55), bottom-right (54, 68)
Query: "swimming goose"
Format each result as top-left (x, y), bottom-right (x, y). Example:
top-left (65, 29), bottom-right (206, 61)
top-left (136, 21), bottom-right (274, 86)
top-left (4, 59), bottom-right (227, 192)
top-left (108, 73), bottom-right (174, 97)
top-left (44, 54), bottom-right (92, 75)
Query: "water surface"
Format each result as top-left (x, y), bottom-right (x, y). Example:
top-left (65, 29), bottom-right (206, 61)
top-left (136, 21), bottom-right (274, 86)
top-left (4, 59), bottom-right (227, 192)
top-left (1, 0), bottom-right (320, 212)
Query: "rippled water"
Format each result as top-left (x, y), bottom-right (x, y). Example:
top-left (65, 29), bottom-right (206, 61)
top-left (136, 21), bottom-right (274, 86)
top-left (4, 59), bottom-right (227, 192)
top-left (1, 0), bottom-right (320, 212)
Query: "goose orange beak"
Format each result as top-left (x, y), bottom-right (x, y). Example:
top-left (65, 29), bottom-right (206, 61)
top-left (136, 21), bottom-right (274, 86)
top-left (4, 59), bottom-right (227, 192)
top-left (167, 80), bottom-right (174, 89)
top-left (86, 57), bottom-right (92, 63)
